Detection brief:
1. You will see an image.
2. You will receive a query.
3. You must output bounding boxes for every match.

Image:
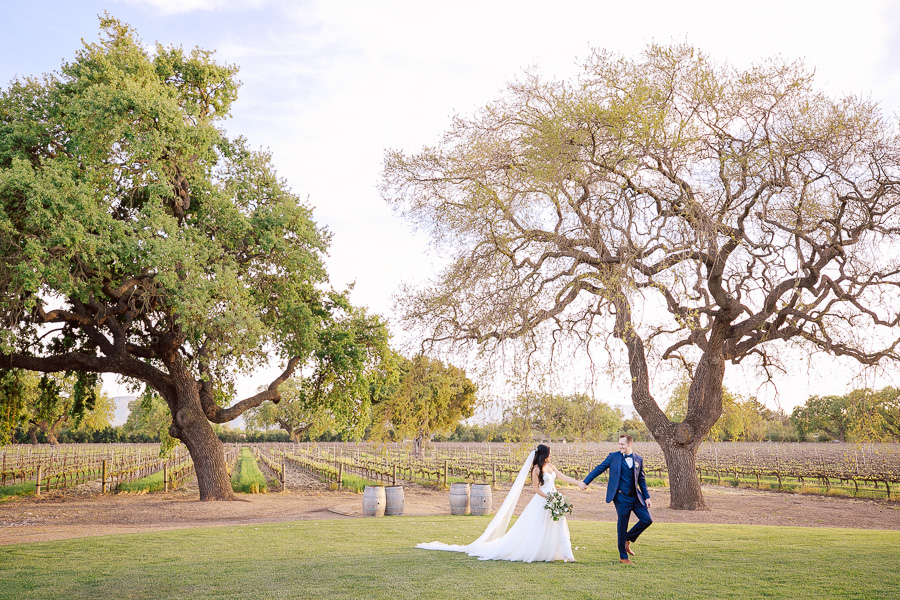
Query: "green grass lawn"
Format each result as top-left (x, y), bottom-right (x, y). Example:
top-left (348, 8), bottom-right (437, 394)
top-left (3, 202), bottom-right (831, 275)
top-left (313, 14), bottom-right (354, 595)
top-left (1, 517), bottom-right (897, 600)
top-left (339, 471), bottom-right (383, 492)
top-left (1, 470), bottom-right (103, 500)
top-left (231, 447), bottom-right (267, 493)
top-left (0, 480), bottom-right (35, 499)
top-left (118, 469), bottom-right (167, 493)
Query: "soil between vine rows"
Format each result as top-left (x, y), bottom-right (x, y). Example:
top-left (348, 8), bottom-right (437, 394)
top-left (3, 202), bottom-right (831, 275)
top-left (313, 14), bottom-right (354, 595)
top-left (1, 463), bottom-right (898, 547)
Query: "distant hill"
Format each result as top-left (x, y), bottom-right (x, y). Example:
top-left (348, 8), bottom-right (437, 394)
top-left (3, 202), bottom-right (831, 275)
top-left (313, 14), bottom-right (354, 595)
top-left (112, 396), bottom-right (136, 426)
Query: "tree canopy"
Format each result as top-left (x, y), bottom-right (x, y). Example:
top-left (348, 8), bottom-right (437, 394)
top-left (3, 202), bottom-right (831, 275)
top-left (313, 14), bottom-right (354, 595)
top-left (382, 43), bottom-right (900, 508)
top-left (370, 354), bottom-right (477, 454)
top-left (0, 16), bottom-right (367, 499)
top-left (791, 387), bottom-right (900, 442)
top-left (244, 308), bottom-right (396, 441)
top-left (0, 369), bottom-right (112, 445)
top-left (504, 391), bottom-right (623, 441)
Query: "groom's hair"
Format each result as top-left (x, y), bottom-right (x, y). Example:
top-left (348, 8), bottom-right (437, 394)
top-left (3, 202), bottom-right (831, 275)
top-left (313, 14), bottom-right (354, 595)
top-left (619, 434), bottom-right (633, 444)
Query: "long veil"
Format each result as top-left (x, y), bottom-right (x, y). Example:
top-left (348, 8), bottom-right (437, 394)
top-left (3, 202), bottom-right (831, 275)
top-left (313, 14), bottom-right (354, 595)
top-left (416, 450), bottom-right (536, 553)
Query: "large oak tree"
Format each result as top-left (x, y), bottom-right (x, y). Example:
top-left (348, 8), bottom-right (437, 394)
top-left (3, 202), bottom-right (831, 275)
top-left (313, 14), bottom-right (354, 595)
top-left (0, 17), bottom-right (361, 500)
top-left (370, 354), bottom-right (477, 456)
top-left (382, 44), bottom-right (900, 509)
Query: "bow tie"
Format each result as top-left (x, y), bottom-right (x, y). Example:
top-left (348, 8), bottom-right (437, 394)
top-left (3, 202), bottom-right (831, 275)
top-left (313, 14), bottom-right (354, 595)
top-left (624, 454), bottom-right (633, 458)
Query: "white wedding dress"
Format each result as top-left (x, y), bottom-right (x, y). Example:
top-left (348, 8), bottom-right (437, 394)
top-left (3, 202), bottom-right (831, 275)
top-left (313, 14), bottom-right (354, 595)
top-left (417, 452), bottom-right (574, 562)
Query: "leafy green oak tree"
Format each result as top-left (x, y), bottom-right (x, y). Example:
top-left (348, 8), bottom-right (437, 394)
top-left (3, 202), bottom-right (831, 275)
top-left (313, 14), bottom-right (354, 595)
top-left (505, 391), bottom-right (623, 441)
top-left (122, 388), bottom-right (173, 442)
top-left (0, 369), bottom-right (112, 445)
top-left (875, 389), bottom-right (900, 439)
top-left (370, 354), bottom-right (477, 456)
top-left (791, 387), bottom-right (900, 442)
top-left (244, 309), bottom-right (396, 441)
top-left (383, 44), bottom-right (900, 509)
top-left (0, 17), bottom-right (363, 499)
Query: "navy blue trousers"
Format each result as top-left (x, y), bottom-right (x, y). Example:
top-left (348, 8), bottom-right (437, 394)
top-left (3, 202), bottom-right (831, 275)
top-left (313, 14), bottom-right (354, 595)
top-left (613, 493), bottom-right (653, 559)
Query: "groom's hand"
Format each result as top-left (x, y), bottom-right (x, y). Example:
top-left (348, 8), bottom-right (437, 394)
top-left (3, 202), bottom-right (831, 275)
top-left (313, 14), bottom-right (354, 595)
top-left (578, 481), bottom-right (587, 491)
top-left (646, 499), bottom-right (652, 509)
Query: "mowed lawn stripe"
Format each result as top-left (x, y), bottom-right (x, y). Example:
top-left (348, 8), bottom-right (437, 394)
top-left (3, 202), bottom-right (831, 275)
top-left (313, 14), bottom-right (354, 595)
top-left (1, 517), bottom-right (898, 600)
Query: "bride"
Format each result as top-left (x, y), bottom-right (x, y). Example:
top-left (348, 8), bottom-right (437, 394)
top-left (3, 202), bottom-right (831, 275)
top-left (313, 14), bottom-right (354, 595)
top-left (417, 444), bottom-right (581, 562)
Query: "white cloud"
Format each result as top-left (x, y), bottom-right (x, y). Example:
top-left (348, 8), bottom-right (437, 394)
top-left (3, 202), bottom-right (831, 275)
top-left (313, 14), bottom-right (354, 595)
top-left (115, 0), bottom-right (271, 17)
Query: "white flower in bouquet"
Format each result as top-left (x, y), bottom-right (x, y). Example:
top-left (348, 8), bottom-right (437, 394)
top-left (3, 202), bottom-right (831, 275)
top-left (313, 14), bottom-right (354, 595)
top-left (543, 491), bottom-right (573, 521)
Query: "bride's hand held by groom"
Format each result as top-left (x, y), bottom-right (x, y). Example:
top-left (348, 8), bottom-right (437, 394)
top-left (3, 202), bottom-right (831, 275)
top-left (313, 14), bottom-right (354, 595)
top-left (551, 465), bottom-right (585, 492)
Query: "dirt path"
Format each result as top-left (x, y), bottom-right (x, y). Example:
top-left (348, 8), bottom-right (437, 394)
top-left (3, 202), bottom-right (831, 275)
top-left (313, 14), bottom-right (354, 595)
top-left (2, 473), bottom-right (898, 546)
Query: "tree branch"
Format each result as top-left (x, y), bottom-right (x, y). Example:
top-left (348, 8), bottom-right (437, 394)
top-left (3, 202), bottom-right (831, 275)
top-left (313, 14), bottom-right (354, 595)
top-left (204, 356), bottom-right (302, 423)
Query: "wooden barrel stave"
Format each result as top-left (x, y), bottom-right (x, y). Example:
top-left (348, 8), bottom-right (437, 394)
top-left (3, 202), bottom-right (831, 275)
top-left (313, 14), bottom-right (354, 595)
top-left (449, 482), bottom-right (470, 515)
top-left (363, 485), bottom-right (386, 517)
top-left (470, 483), bottom-right (493, 516)
top-left (384, 485), bottom-right (405, 516)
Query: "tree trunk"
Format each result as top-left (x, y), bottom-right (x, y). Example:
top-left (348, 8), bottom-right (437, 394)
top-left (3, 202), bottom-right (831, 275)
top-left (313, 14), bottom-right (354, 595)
top-left (660, 441), bottom-right (706, 510)
top-left (654, 346), bottom-right (726, 511)
top-left (413, 430), bottom-right (425, 458)
top-left (173, 410), bottom-right (235, 501)
top-left (278, 419), bottom-right (300, 443)
top-left (613, 291), bottom-right (718, 511)
top-left (619, 309), bottom-right (725, 511)
top-left (34, 420), bottom-right (60, 445)
top-left (28, 426), bottom-right (38, 445)
top-left (166, 375), bottom-right (236, 501)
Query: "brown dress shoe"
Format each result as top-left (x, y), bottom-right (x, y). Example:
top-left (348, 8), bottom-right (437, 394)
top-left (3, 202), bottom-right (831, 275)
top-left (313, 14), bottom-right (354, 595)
top-left (625, 541), bottom-right (635, 556)
top-left (620, 558), bottom-right (634, 565)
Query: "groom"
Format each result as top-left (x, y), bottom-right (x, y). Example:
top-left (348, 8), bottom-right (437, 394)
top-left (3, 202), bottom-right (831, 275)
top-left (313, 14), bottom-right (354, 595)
top-left (579, 434), bottom-right (652, 564)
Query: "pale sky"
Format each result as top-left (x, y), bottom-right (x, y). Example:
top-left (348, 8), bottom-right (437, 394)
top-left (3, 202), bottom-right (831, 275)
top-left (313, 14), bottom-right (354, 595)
top-left (3, 0), bottom-right (900, 422)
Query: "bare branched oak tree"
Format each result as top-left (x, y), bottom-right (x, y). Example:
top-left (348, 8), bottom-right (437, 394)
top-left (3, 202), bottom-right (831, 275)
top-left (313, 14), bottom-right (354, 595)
top-left (381, 44), bottom-right (900, 510)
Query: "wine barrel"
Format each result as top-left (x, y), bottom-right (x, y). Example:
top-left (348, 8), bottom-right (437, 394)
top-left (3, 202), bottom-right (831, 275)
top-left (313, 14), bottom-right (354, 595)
top-left (470, 483), bottom-right (493, 516)
top-left (362, 485), bottom-right (386, 517)
top-left (449, 482), bottom-right (470, 515)
top-left (384, 485), bottom-right (405, 516)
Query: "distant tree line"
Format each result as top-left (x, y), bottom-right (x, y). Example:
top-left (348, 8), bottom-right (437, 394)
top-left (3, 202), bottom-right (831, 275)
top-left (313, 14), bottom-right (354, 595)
top-left (435, 383), bottom-right (900, 445)
top-left (664, 380), bottom-right (798, 443)
top-left (790, 387), bottom-right (900, 442)
top-left (664, 381), bottom-right (900, 443)
top-left (434, 392), bottom-right (649, 444)
top-left (6, 368), bottom-right (898, 446)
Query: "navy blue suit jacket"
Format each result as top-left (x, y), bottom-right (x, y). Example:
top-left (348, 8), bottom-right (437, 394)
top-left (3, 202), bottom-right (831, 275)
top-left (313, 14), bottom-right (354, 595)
top-left (584, 451), bottom-right (651, 506)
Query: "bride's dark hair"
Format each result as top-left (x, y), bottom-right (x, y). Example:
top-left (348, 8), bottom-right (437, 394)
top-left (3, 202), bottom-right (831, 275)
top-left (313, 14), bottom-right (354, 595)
top-left (533, 444), bottom-right (550, 486)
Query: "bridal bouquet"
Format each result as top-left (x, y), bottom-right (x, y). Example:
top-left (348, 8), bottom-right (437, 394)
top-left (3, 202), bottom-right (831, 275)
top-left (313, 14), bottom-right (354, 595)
top-left (543, 491), bottom-right (573, 521)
